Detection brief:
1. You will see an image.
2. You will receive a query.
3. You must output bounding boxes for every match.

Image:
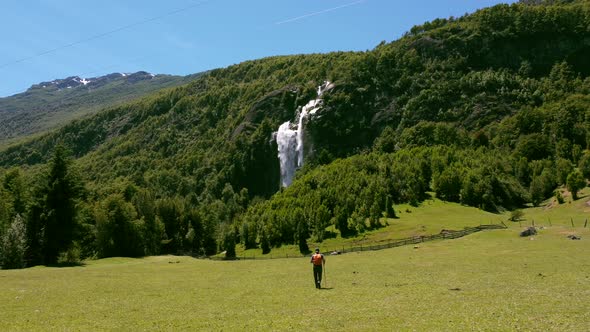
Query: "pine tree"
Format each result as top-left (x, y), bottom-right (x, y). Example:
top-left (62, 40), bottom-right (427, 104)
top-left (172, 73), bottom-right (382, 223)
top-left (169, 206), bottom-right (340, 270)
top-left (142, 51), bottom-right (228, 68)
top-left (223, 229), bottom-right (236, 259)
top-left (25, 202), bottom-right (44, 266)
top-left (297, 220), bottom-right (310, 254)
top-left (202, 217), bottom-right (218, 256)
top-left (2, 168), bottom-right (28, 217)
top-left (41, 145), bottom-right (82, 265)
top-left (260, 228), bottom-right (271, 255)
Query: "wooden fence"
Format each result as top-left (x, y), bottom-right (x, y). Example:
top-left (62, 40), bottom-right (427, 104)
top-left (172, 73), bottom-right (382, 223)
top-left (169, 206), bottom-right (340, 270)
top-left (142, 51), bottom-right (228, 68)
top-left (214, 223), bottom-right (507, 261)
top-left (333, 224), bottom-right (507, 254)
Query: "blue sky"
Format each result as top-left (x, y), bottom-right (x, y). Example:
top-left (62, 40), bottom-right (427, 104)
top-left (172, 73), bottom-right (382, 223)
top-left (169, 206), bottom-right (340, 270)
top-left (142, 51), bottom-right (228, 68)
top-left (0, 0), bottom-right (516, 97)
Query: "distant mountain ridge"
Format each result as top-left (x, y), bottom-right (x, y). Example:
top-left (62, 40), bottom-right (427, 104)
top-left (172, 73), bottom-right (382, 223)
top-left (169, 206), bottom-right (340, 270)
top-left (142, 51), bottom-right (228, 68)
top-left (0, 71), bottom-right (203, 146)
top-left (30, 71), bottom-right (157, 91)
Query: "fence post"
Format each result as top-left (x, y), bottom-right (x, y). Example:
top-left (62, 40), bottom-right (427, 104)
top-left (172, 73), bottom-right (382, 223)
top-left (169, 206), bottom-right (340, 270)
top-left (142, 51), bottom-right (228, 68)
top-left (585, 219), bottom-right (588, 228)
top-left (548, 217), bottom-right (552, 226)
top-left (571, 218), bottom-right (574, 227)
top-left (532, 219), bottom-right (535, 227)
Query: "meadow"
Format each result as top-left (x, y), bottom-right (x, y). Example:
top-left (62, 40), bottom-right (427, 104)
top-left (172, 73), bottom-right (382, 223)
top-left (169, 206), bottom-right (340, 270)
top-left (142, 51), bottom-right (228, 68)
top-left (2, 196), bottom-right (589, 331)
top-left (233, 198), bottom-right (505, 259)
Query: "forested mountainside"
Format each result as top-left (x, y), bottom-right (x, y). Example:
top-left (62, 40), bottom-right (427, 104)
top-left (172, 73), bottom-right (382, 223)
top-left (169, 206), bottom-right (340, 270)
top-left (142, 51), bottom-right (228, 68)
top-left (0, 71), bottom-right (203, 147)
top-left (1, 0), bottom-right (590, 267)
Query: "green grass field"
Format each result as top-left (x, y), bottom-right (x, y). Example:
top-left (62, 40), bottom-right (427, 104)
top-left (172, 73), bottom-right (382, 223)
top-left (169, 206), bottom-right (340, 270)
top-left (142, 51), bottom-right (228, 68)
top-left (2, 196), bottom-right (590, 331)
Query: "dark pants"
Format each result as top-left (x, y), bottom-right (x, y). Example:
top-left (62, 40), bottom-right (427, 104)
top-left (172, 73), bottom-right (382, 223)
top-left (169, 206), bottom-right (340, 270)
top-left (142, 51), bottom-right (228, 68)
top-left (313, 265), bottom-right (323, 288)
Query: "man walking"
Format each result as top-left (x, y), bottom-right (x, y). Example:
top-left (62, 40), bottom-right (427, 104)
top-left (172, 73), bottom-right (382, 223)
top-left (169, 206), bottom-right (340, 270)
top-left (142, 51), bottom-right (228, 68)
top-left (310, 248), bottom-right (325, 289)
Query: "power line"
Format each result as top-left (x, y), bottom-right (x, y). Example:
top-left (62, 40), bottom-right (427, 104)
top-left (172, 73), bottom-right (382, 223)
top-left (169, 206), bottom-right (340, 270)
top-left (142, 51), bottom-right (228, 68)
top-left (274, 0), bottom-right (366, 25)
top-left (0, 0), bottom-right (212, 70)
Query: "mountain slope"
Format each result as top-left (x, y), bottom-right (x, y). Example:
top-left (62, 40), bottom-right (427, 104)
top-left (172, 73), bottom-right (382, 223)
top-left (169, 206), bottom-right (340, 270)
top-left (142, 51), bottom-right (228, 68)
top-left (1, 2), bottom-right (589, 178)
top-left (0, 71), bottom-right (203, 147)
top-left (2, 2), bottom-right (590, 189)
top-left (1, 1), bottom-right (590, 258)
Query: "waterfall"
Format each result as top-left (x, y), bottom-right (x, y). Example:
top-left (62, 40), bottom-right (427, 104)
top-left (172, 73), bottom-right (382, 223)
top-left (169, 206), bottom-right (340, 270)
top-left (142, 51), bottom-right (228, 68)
top-left (276, 121), bottom-right (298, 187)
top-left (276, 81), bottom-right (331, 187)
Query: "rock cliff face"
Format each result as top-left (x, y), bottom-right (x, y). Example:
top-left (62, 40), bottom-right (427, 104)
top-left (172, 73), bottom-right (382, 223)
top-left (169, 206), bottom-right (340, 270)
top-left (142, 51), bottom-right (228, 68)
top-left (34, 76), bottom-right (86, 90)
top-left (231, 86), bottom-right (299, 139)
top-left (125, 71), bottom-right (155, 84)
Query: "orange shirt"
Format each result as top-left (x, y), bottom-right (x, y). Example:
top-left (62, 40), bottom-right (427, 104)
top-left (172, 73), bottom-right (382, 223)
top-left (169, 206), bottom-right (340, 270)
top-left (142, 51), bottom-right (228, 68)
top-left (311, 253), bottom-right (324, 266)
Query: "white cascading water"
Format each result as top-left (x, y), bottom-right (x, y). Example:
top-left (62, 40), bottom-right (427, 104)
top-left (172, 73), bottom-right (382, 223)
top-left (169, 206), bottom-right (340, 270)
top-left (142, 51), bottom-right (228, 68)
top-left (276, 81), bottom-right (332, 187)
top-left (276, 121), bottom-right (298, 187)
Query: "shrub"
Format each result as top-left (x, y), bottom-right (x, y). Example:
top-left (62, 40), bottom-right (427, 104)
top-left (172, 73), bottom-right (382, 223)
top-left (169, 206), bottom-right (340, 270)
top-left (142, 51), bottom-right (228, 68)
top-left (509, 210), bottom-right (524, 222)
top-left (260, 229), bottom-right (271, 255)
top-left (222, 230), bottom-right (236, 259)
top-left (555, 190), bottom-right (564, 204)
top-left (58, 242), bottom-right (82, 265)
top-left (0, 215), bottom-right (27, 269)
top-left (566, 170), bottom-right (586, 200)
top-left (578, 152), bottom-right (590, 179)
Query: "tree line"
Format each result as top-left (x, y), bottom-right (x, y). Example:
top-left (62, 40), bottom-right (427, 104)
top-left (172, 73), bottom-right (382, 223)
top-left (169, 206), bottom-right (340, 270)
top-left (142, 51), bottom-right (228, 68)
top-left (2, 139), bottom-right (588, 268)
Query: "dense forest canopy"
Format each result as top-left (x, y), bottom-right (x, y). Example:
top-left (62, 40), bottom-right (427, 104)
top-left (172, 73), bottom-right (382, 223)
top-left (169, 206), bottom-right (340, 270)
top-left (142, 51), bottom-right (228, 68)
top-left (1, 0), bottom-right (590, 267)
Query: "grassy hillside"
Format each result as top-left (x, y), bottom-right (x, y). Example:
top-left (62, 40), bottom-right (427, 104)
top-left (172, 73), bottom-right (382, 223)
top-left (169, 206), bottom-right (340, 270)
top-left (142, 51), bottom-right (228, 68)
top-left (1, 224), bottom-right (588, 330)
top-left (518, 187), bottom-right (590, 226)
top-left (237, 187), bottom-right (590, 257)
top-left (235, 198), bottom-right (501, 258)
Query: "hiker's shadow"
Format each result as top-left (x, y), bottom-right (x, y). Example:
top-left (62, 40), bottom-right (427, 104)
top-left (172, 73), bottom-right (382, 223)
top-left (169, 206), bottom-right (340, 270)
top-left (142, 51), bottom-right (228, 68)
top-left (319, 287), bottom-right (334, 290)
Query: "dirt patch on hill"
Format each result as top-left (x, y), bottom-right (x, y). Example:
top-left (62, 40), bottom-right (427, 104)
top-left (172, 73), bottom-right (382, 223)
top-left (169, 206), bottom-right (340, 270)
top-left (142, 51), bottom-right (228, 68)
top-left (543, 189), bottom-right (590, 211)
top-left (544, 198), bottom-right (558, 210)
